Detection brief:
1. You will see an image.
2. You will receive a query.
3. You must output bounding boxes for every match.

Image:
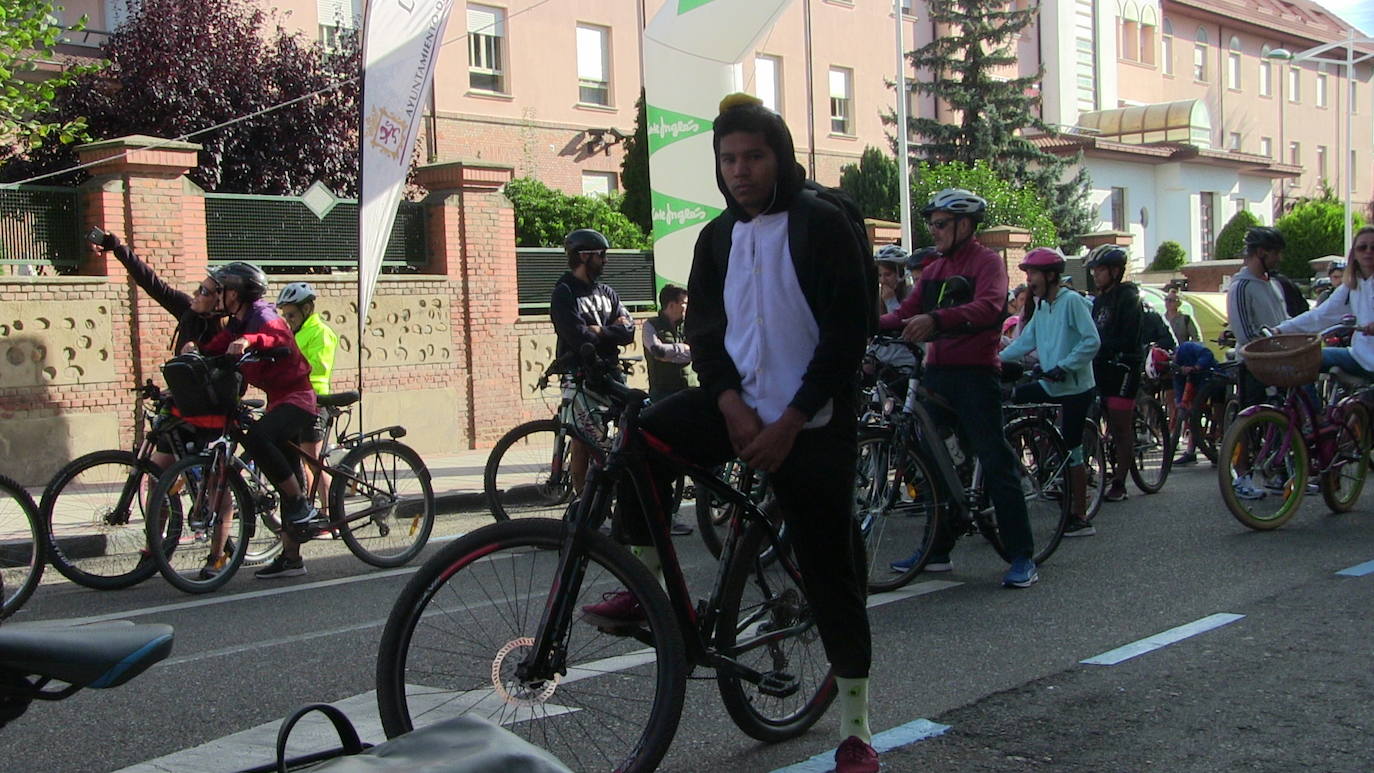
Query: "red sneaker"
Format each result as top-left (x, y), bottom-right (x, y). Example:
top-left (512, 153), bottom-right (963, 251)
top-left (834, 736), bottom-right (879, 773)
top-left (580, 590), bottom-right (645, 626)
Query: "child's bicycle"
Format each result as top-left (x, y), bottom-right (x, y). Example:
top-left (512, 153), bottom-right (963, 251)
top-left (144, 350), bottom-right (436, 593)
top-left (376, 348), bottom-right (833, 772)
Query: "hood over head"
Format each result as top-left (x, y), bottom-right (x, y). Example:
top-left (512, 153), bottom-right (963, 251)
top-left (712, 93), bottom-right (804, 220)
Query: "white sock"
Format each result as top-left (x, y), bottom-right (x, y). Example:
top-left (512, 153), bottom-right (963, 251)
top-left (630, 545), bottom-right (664, 587)
top-left (835, 676), bottom-right (872, 744)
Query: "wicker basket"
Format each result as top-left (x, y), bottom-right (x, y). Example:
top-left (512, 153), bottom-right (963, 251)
top-left (1240, 334), bottom-right (1321, 387)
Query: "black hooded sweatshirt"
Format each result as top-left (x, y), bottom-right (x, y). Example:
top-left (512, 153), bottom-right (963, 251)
top-left (112, 245), bottom-right (224, 354)
top-left (684, 105), bottom-right (869, 421)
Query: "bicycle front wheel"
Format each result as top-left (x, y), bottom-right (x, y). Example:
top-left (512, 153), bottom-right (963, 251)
top-left (1129, 397), bottom-right (1174, 494)
top-left (40, 450), bottom-right (162, 590)
top-left (485, 420), bottom-right (576, 522)
top-left (0, 475), bottom-right (43, 618)
top-left (376, 519), bottom-right (686, 773)
top-left (145, 455), bottom-right (253, 594)
top-left (1321, 402), bottom-right (1370, 513)
top-left (1217, 408), bottom-right (1308, 530)
top-left (1081, 421), bottom-right (1107, 522)
top-left (1003, 418), bottom-right (1070, 565)
top-left (856, 428), bottom-right (939, 592)
top-left (332, 440), bottom-right (434, 567)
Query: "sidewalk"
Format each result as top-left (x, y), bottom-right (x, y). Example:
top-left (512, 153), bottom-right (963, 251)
top-left (423, 446), bottom-right (494, 515)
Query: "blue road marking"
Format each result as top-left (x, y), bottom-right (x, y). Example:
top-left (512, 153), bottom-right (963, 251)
top-left (1081, 613), bottom-right (1245, 666)
top-left (769, 718), bottom-right (950, 773)
top-left (1336, 559), bottom-right (1374, 577)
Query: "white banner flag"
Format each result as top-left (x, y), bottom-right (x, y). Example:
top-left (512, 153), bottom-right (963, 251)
top-left (358, 0), bottom-right (455, 322)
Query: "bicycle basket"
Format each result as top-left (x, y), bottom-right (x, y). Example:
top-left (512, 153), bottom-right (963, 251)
top-left (1240, 334), bottom-right (1321, 388)
top-left (161, 353), bottom-right (242, 416)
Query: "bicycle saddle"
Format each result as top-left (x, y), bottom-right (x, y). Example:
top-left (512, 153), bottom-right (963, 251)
top-left (1329, 367), bottom-right (1370, 391)
top-left (0, 621), bottom-right (173, 689)
top-left (318, 391), bottom-right (361, 408)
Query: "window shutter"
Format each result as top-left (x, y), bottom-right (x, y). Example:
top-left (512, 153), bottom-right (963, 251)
top-left (577, 26), bottom-right (606, 81)
top-left (468, 6), bottom-right (504, 36)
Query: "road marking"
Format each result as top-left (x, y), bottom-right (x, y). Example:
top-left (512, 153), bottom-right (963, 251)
top-left (1080, 613), bottom-right (1245, 666)
top-left (769, 718), bottom-right (951, 772)
top-left (1336, 559), bottom-right (1374, 577)
top-left (867, 579), bottom-right (962, 609)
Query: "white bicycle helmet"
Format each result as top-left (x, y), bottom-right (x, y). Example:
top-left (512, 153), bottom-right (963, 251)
top-left (921, 188), bottom-right (988, 220)
top-left (874, 244), bottom-right (910, 267)
top-left (276, 281), bottom-right (317, 306)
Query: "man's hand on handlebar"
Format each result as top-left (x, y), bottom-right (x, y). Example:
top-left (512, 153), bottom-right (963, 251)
top-left (901, 314), bottom-right (936, 343)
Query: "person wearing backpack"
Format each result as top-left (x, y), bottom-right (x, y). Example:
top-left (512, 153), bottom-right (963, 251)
top-left (879, 188), bottom-right (1039, 590)
top-left (584, 93), bottom-right (878, 772)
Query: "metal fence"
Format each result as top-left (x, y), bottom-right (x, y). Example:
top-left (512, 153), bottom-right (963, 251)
top-left (516, 248), bottom-right (657, 313)
top-left (0, 185), bottom-right (82, 272)
top-left (205, 189), bottom-right (426, 272)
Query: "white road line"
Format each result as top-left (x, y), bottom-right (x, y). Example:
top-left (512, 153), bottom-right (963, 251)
top-left (1336, 559), bottom-right (1374, 577)
top-left (117, 574), bottom-right (961, 771)
top-left (769, 718), bottom-right (951, 772)
top-left (1080, 613), bottom-right (1245, 666)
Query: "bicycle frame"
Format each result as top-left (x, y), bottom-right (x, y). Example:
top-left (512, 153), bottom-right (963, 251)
top-left (1236, 384), bottom-right (1352, 473)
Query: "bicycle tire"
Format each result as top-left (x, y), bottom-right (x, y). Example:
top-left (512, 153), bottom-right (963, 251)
top-left (1129, 397), bottom-right (1173, 494)
top-left (40, 450), bottom-right (163, 590)
top-left (0, 475), bottom-right (44, 618)
top-left (484, 420), bottom-right (576, 522)
top-left (376, 518), bottom-right (687, 773)
top-left (1321, 402), bottom-right (1370, 513)
top-left (332, 440), bottom-right (435, 567)
top-left (1001, 417), bottom-right (1070, 565)
top-left (145, 455), bottom-right (254, 594)
top-left (1081, 420), bottom-right (1107, 523)
top-left (715, 519), bottom-right (837, 742)
top-left (1190, 379), bottom-right (1231, 464)
top-left (855, 427), bottom-right (939, 592)
top-left (1217, 408), bottom-right (1307, 531)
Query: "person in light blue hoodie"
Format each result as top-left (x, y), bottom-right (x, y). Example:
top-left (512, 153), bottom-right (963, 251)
top-left (1000, 248), bottom-right (1101, 536)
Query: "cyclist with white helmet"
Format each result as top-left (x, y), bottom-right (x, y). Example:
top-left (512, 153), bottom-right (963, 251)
top-left (879, 188), bottom-right (1040, 588)
top-left (276, 281), bottom-right (340, 500)
top-left (1000, 248), bottom-right (1101, 536)
top-left (874, 244), bottom-right (910, 315)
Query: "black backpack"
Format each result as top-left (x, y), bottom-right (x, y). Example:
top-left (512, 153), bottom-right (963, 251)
top-left (161, 353), bottom-right (242, 417)
top-left (710, 180), bottom-right (878, 334)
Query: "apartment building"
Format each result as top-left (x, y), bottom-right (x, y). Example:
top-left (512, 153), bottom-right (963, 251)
top-left (55, 0), bottom-right (1372, 265)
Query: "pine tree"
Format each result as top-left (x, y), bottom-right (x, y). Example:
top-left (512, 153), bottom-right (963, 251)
top-left (902, 0), bottom-right (1094, 247)
top-left (839, 146), bottom-right (900, 222)
top-left (618, 89), bottom-right (651, 236)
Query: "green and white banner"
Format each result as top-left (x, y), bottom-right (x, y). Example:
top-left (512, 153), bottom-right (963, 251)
top-left (643, 0), bottom-right (795, 286)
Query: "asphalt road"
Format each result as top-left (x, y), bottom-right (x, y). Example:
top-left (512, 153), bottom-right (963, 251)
top-left (5, 459), bottom-right (1373, 773)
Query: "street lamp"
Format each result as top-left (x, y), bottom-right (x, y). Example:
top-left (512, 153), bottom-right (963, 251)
top-left (1267, 30), bottom-right (1374, 256)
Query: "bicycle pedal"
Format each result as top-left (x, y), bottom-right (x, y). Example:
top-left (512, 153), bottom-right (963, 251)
top-left (757, 670), bottom-right (799, 699)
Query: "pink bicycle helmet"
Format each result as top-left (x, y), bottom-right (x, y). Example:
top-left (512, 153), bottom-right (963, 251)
top-left (1019, 247), bottom-right (1066, 273)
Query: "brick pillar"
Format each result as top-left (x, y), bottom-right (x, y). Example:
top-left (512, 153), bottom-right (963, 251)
top-left (414, 160), bottom-right (519, 448)
top-left (978, 225), bottom-right (1033, 287)
top-left (1078, 230), bottom-right (1135, 290)
top-left (77, 134), bottom-right (204, 390)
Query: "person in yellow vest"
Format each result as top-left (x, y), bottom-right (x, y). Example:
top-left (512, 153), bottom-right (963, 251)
top-left (276, 282), bottom-right (339, 500)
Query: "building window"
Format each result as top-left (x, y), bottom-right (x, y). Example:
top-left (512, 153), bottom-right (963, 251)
top-left (755, 54), bottom-right (782, 113)
top-left (104, 0), bottom-right (136, 30)
top-left (1119, 2), bottom-right (1140, 61)
top-left (1288, 67), bottom-right (1301, 103)
top-left (1234, 197), bottom-right (1248, 217)
top-left (1317, 145), bottom-right (1327, 180)
top-left (581, 171), bottom-right (617, 197)
top-left (1227, 36), bottom-right (1241, 90)
top-left (1260, 136), bottom-right (1273, 158)
top-left (900, 0), bottom-right (913, 14)
top-left (318, 0), bottom-right (361, 49)
top-left (1228, 132), bottom-right (1242, 151)
top-left (1110, 187), bottom-right (1127, 231)
top-left (1160, 19), bottom-right (1174, 75)
top-left (1139, 6), bottom-right (1157, 65)
top-left (1351, 79), bottom-right (1359, 113)
top-left (1316, 71), bottom-right (1328, 108)
top-left (1200, 192), bottom-right (1216, 260)
top-left (576, 24), bottom-right (611, 106)
top-left (1259, 45), bottom-right (1273, 97)
top-left (1193, 28), bottom-right (1209, 82)
top-left (1290, 141), bottom-right (1301, 166)
top-left (467, 4), bottom-right (506, 93)
top-left (1353, 150), bottom-right (1359, 191)
top-left (829, 67), bottom-right (853, 135)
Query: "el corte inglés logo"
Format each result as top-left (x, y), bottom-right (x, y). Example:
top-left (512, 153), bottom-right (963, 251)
top-left (647, 106), bottom-right (713, 154)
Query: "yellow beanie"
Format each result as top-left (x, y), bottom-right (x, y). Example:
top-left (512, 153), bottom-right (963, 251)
top-left (718, 92), bottom-right (764, 113)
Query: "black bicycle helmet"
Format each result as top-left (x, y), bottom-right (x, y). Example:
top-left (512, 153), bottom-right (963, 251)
top-left (1243, 226), bottom-right (1286, 252)
top-left (920, 188), bottom-right (988, 221)
top-left (563, 229), bottom-right (611, 261)
top-left (1084, 245), bottom-right (1128, 269)
top-left (907, 247), bottom-right (941, 272)
top-left (211, 261), bottom-right (269, 301)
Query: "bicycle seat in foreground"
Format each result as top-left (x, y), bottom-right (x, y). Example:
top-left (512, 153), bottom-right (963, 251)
top-left (0, 621), bottom-right (173, 689)
top-left (318, 391), bottom-right (361, 408)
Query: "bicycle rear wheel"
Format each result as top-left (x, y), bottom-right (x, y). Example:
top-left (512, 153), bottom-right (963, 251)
top-left (0, 475), bottom-right (43, 618)
top-left (855, 428), bottom-right (939, 592)
top-left (332, 440), bottom-right (434, 567)
top-left (485, 420), bottom-right (576, 522)
top-left (1321, 402), bottom-right (1370, 513)
top-left (1217, 408), bottom-right (1307, 530)
top-left (1002, 418), bottom-right (1070, 565)
top-left (145, 455), bottom-right (253, 594)
top-left (1191, 380), bottom-right (1231, 464)
top-left (40, 450), bottom-right (162, 590)
top-left (376, 519), bottom-right (686, 773)
top-left (1081, 421), bottom-right (1107, 522)
top-left (1130, 397), bottom-right (1174, 494)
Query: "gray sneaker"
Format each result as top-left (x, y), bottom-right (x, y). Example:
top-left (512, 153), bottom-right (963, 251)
top-left (254, 555), bottom-right (305, 579)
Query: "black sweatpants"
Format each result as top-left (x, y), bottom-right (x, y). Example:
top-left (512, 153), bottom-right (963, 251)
top-left (614, 387), bottom-right (872, 679)
top-left (242, 403), bottom-right (315, 485)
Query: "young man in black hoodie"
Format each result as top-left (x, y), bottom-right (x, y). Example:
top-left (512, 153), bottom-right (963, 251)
top-left (585, 93), bottom-right (877, 772)
top-left (1086, 245), bottom-right (1143, 502)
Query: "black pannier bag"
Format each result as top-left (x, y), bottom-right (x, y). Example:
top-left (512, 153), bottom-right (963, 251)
top-left (161, 353), bottom-right (242, 417)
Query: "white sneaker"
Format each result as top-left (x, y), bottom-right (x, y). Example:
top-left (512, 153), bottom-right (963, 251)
top-left (1233, 473), bottom-right (1266, 501)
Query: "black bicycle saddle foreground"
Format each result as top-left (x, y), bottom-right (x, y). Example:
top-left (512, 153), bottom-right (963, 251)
top-left (0, 620), bottom-right (174, 689)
